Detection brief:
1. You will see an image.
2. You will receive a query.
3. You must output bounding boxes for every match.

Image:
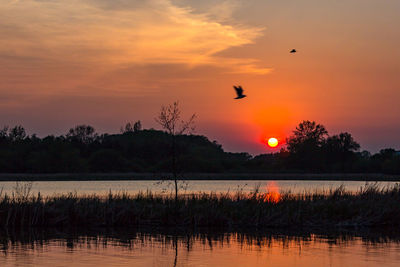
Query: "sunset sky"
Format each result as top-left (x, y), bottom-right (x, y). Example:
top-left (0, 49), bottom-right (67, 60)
top-left (1, 0), bottom-right (399, 154)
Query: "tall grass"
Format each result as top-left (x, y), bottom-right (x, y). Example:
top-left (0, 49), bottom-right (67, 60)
top-left (1, 184), bottom-right (400, 228)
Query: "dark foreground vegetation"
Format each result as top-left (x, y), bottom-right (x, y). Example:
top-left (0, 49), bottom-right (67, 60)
top-left (0, 120), bottom-right (399, 175)
top-left (2, 184), bottom-right (400, 228)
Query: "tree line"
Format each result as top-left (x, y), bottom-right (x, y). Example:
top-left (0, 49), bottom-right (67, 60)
top-left (0, 120), bottom-right (399, 174)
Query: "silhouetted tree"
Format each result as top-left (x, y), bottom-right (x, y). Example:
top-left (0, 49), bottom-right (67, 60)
top-left (287, 120), bottom-right (328, 170)
top-left (133, 121), bottom-right (142, 132)
top-left (0, 126), bottom-right (8, 139)
top-left (155, 101), bottom-right (196, 201)
top-left (121, 120), bottom-right (142, 133)
top-left (9, 125), bottom-right (26, 142)
top-left (377, 148), bottom-right (397, 159)
top-left (287, 121), bottom-right (328, 150)
top-left (66, 125), bottom-right (97, 144)
top-left (371, 148), bottom-right (400, 174)
top-left (0, 121), bottom-right (399, 175)
top-left (324, 132), bottom-right (360, 171)
top-left (325, 132), bottom-right (360, 152)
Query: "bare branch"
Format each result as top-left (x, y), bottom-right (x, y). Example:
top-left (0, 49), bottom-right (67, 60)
top-left (155, 101), bottom-right (196, 136)
top-left (154, 101), bottom-right (196, 202)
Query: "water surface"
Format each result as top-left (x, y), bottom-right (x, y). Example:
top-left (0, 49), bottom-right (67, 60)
top-left (1, 230), bottom-right (399, 267)
top-left (0, 180), bottom-right (398, 197)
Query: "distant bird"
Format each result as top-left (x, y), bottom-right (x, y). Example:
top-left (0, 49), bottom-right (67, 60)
top-left (233, 85), bottom-right (246, 99)
top-left (290, 49), bottom-right (297, 53)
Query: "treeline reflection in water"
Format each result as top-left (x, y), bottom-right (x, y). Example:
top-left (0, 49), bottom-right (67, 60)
top-left (1, 227), bottom-right (400, 252)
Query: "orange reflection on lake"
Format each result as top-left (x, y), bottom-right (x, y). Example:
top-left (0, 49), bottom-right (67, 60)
top-left (1, 231), bottom-right (400, 267)
top-left (264, 181), bottom-right (281, 203)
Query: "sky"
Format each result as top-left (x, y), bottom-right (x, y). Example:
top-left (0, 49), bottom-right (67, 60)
top-left (0, 0), bottom-right (399, 155)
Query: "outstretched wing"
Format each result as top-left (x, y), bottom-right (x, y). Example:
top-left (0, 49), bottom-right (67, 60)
top-left (233, 85), bottom-right (243, 96)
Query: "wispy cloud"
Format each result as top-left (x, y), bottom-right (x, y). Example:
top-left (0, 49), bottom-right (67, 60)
top-left (0, 0), bottom-right (269, 74)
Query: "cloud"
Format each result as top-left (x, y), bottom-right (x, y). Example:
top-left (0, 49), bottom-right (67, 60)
top-left (0, 0), bottom-right (269, 74)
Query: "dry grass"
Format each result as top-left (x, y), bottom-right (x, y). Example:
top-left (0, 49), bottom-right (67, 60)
top-left (1, 183), bottom-right (400, 228)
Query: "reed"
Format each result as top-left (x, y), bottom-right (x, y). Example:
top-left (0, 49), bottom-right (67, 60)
top-left (1, 184), bottom-right (400, 228)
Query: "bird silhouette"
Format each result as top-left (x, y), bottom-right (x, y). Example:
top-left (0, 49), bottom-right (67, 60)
top-left (233, 85), bottom-right (246, 99)
top-left (290, 49), bottom-right (297, 53)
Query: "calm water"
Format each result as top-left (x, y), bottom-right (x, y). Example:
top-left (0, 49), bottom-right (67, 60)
top-left (0, 180), bottom-right (398, 196)
top-left (2, 181), bottom-right (400, 266)
top-left (1, 230), bottom-right (400, 267)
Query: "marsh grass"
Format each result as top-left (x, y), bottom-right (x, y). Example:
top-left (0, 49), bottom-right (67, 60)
top-left (1, 183), bottom-right (400, 228)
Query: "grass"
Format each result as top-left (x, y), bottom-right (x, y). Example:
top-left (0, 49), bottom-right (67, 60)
top-left (1, 183), bottom-right (400, 228)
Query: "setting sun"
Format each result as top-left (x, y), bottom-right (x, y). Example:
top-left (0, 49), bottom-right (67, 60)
top-left (267, 137), bottom-right (279, 148)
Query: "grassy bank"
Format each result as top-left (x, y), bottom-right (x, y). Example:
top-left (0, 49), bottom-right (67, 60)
top-left (1, 184), bottom-right (400, 228)
top-left (1, 172), bottom-right (400, 181)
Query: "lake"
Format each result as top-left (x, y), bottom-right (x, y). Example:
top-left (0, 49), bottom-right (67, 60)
top-left (1, 229), bottom-right (400, 267)
top-left (0, 180), bottom-right (398, 196)
top-left (2, 180), bottom-right (400, 266)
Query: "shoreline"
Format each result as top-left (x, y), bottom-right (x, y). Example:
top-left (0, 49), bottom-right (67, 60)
top-left (0, 172), bottom-right (399, 181)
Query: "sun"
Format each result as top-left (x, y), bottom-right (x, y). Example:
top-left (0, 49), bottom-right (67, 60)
top-left (267, 137), bottom-right (279, 148)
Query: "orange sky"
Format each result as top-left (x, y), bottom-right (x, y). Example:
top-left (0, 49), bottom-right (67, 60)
top-left (1, 0), bottom-right (399, 154)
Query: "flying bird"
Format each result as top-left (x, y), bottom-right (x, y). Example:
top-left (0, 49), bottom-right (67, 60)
top-left (233, 85), bottom-right (246, 99)
top-left (290, 49), bottom-right (297, 53)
